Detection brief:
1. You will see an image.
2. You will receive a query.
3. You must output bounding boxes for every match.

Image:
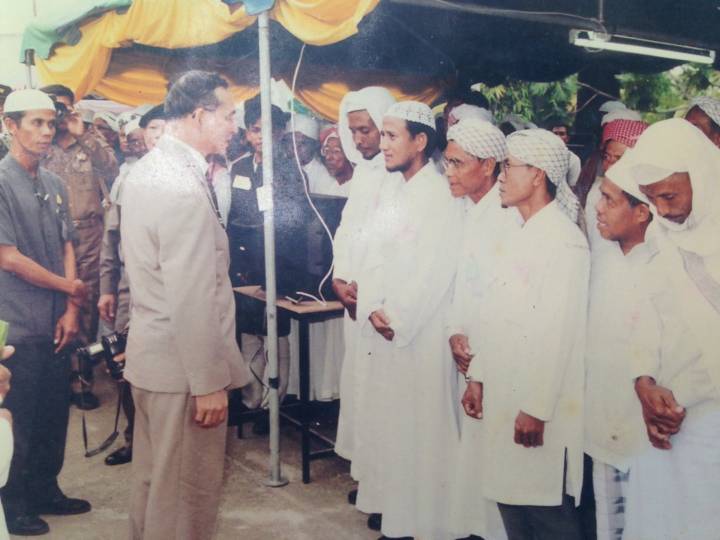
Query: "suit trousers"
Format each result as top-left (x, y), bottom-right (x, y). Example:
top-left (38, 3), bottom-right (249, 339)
top-left (129, 386), bottom-right (227, 540)
top-left (1, 342), bottom-right (71, 517)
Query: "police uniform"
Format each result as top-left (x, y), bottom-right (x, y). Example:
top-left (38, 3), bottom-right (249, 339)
top-left (0, 154), bottom-right (76, 518)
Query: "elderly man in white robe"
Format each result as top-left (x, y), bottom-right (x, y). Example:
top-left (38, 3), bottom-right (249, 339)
top-left (620, 118), bottom-right (720, 540)
top-left (443, 118), bottom-right (517, 540)
top-left (584, 154), bottom-right (655, 540)
top-left (462, 129), bottom-right (589, 540)
top-left (332, 87), bottom-right (397, 520)
top-left (355, 101), bottom-right (463, 540)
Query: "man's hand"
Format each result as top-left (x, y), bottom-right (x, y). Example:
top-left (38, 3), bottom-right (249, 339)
top-left (68, 279), bottom-right (88, 308)
top-left (66, 111), bottom-right (86, 138)
top-left (194, 389), bottom-right (228, 428)
top-left (449, 334), bottom-right (473, 374)
top-left (54, 309), bottom-right (80, 353)
top-left (98, 294), bottom-right (117, 323)
top-left (514, 410), bottom-right (545, 448)
top-left (462, 381), bottom-right (483, 419)
top-left (0, 364), bottom-right (11, 400)
top-left (332, 279), bottom-right (358, 320)
top-left (369, 309), bottom-right (394, 341)
top-left (635, 376), bottom-right (685, 449)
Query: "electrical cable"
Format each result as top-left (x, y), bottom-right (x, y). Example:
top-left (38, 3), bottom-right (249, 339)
top-left (288, 43), bottom-right (334, 306)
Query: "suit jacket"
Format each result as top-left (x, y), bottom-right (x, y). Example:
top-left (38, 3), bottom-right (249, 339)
top-left (120, 135), bottom-right (251, 395)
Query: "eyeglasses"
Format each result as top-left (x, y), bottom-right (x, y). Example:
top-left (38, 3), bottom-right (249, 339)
top-left (501, 160), bottom-right (530, 172)
top-left (321, 147), bottom-right (345, 158)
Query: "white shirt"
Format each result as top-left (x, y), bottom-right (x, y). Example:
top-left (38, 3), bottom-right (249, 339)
top-left (304, 157), bottom-right (351, 198)
top-left (467, 200), bottom-right (590, 506)
top-left (584, 240), bottom-right (653, 471)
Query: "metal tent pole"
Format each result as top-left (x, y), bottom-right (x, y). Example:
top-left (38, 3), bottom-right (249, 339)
top-left (258, 8), bottom-right (288, 488)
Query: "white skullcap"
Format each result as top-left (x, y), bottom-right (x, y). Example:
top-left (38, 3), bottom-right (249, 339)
top-left (689, 95), bottom-right (720, 126)
top-left (598, 100), bottom-right (627, 114)
top-left (507, 128), bottom-right (580, 223)
top-left (117, 111), bottom-right (140, 128)
top-left (604, 149), bottom-right (649, 205)
top-left (449, 104), bottom-right (495, 125)
top-left (601, 108), bottom-right (642, 126)
top-left (93, 111), bottom-right (118, 132)
top-left (124, 118), bottom-right (142, 135)
top-left (446, 118), bottom-right (507, 162)
top-left (288, 113), bottom-right (320, 140)
top-left (3, 89), bottom-right (55, 113)
top-left (384, 101), bottom-right (436, 130)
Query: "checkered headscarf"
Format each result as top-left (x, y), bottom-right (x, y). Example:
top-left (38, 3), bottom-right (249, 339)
top-left (507, 129), bottom-right (580, 223)
top-left (689, 95), bottom-right (720, 126)
top-left (602, 119), bottom-right (649, 148)
top-left (446, 118), bottom-right (507, 162)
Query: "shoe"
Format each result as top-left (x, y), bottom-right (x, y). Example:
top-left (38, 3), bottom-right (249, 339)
top-left (378, 536), bottom-right (413, 540)
top-left (104, 446), bottom-right (132, 466)
top-left (347, 488), bottom-right (358, 505)
top-left (35, 495), bottom-right (91, 516)
top-left (457, 536), bottom-right (485, 540)
top-left (6, 514), bottom-right (49, 536)
top-left (367, 513), bottom-right (382, 531)
top-left (71, 391), bottom-right (100, 411)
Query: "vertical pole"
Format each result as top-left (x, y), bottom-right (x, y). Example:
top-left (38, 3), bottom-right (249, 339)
top-left (258, 9), bottom-right (288, 488)
top-left (24, 50), bottom-right (34, 89)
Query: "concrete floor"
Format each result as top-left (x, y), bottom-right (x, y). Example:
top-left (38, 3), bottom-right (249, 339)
top-left (25, 372), bottom-right (378, 540)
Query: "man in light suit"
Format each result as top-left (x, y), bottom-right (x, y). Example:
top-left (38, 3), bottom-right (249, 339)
top-left (120, 71), bottom-right (252, 540)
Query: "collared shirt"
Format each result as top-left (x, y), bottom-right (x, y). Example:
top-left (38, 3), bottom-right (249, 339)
top-left (42, 128), bottom-right (119, 223)
top-left (0, 155), bottom-right (74, 342)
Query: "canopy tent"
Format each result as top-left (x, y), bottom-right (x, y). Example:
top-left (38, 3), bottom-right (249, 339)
top-left (19, 0), bottom-right (720, 121)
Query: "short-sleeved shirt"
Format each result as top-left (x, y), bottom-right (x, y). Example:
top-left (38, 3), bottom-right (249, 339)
top-left (0, 155), bottom-right (75, 343)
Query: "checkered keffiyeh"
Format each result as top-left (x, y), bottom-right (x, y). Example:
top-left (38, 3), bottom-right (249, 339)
top-left (507, 129), bottom-right (580, 223)
top-left (690, 95), bottom-right (720, 126)
top-left (384, 101), bottom-right (436, 130)
top-left (446, 118), bottom-right (507, 162)
top-left (602, 119), bottom-right (649, 148)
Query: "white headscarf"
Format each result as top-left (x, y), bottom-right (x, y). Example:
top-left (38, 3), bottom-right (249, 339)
top-left (338, 86), bottom-right (396, 164)
top-left (629, 117), bottom-right (720, 256)
top-left (446, 118), bottom-right (507, 162)
top-left (93, 111), bottom-right (119, 132)
top-left (288, 113), bottom-right (320, 140)
top-left (598, 100), bottom-right (627, 114)
top-left (604, 149), bottom-right (649, 204)
top-left (689, 95), bottom-right (720, 126)
top-left (601, 108), bottom-right (643, 126)
top-left (507, 128), bottom-right (580, 223)
top-left (448, 104), bottom-right (495, 125)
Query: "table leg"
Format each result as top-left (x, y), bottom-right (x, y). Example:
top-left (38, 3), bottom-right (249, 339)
top-left (299, 318), bottom-right (311, 483)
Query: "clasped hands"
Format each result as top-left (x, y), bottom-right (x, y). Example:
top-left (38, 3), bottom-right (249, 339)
top-left (634, 376), bottom-right (685, 450)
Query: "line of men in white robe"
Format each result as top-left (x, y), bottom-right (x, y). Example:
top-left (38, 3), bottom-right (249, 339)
top-left (331, 86), bottom-right (720, 540)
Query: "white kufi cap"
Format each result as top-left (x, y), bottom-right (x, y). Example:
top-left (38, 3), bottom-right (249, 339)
top-left (3, 89), bottom-right (55, 113)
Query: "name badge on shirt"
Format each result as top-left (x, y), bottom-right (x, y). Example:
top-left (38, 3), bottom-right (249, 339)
top-left (232, 175), bottom-right (252, 190)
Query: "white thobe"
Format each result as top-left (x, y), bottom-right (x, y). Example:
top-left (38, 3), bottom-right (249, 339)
top-left (304, 157), bottom-right (351, 198)
top-left (584, 241), bottom-right (652, 472)
top-left (354, 162), bottom-right (464, 539)
top-left (467, 200), bottom-right (589, 507)
top-left (623, 227), bottom-right (720, 540)
top-left (333, 153), bottom-right (401, 465)
top-left (0, 419), bottom-right (12, 540)
top-left (448, 184), bottom-right (520, 540)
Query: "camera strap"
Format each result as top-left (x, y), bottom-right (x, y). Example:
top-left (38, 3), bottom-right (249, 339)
top-left (82, 383), bottom-right (123, 458)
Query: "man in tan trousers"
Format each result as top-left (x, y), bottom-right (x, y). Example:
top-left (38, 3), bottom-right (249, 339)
top-left (119, 71), bottom-right (251, 540)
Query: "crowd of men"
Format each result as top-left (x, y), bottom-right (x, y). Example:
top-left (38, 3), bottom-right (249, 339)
top-left (0, 71), bottom-right (718, 540)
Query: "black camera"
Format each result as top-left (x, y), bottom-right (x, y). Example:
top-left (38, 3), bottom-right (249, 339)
top-left (76, 328), bottom-right (128, 381)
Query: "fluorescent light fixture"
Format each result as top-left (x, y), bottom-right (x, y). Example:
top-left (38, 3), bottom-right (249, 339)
top-left (570, 29), bottom-right (716, 65)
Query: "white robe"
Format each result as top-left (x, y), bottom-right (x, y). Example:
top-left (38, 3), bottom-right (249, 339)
top-left (333, 153), bottom-right (401, 464)
top-left (584, 241), bottom-right (652, 472)
top-left (354, 162), bottom-right (464, 539)
top-left (0, 418), bottom-right (11, 540)
top-left (467, 200), bottom-right (589, 507)
top-left (623, 228), bottom-right (720, 540)
top-left (304, 157), bottom-right (351, 198)
top-left (448, 184), bottom-right (520, 540)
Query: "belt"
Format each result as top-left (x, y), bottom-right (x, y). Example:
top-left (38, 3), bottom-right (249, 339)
top-left (72, 216), bottom-right (103, 229)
